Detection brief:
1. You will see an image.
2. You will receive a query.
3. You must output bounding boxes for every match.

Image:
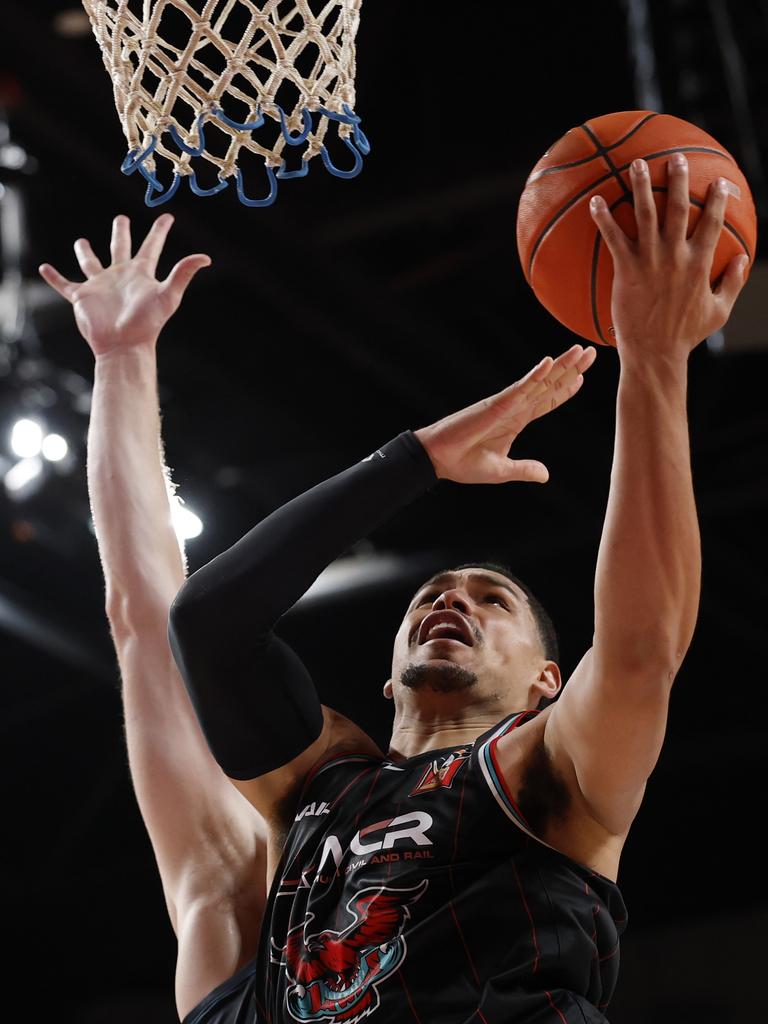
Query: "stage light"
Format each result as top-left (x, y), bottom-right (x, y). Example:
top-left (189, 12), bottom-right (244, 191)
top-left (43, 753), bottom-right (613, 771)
top-left (41, 434), bottom-right (68, 462)
top-left (10, 419), bottom-right (44, 458)
top-left (171, 500), bottom-right (203, 541)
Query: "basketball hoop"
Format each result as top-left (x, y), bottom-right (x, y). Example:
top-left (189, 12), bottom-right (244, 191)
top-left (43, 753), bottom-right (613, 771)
top-left (81, 0), bottom-right (370, 207)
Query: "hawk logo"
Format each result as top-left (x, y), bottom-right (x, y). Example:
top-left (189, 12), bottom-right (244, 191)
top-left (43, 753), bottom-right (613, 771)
top-left (270, 879), bottom-right (428, 1023)
top-left (409, 746), bottom-right (471, 796)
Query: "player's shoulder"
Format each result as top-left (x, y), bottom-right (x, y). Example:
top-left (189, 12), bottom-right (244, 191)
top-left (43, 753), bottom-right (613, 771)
top-left (298, 705), bottom-right (385, 791)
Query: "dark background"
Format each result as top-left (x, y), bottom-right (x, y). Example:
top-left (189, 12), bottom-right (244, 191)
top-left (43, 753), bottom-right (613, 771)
top-left (1, 2), bottom-right (767, 1021)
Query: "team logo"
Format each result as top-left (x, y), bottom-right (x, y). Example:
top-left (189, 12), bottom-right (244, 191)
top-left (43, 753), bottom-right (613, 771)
top-left (409, 746), bottom-right (471, 796)
top-left (270, 879), bottom-right (428, 1023)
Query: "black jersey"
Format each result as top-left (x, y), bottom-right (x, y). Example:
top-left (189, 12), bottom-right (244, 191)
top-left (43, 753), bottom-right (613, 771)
top-left (182, 709), bottom-right (628, 1024)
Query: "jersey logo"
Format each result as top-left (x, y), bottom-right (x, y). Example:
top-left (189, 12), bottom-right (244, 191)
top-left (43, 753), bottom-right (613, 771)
top-left (270, 879), bottom-right (428, 1024)
top-left (295, 801), bottom-right (332, 822)
top-left (409, 746), bottom-right (471, 796)
top-left (361, 448), bottom-right (385, 462)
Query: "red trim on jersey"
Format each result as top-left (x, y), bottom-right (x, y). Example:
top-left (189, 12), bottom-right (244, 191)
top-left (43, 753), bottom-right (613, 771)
top-left (397, 968), bottom-right (423, 1023)
top-left (511, 857), bottom-right (541, 974)
top-left (448, 900), bottom-right (481, 986)
top-left (488, 735), bottom-right (533, 830)
top-left (545, 990), bottom-right (569, 1024)
top-left (599, 944), bottom-right (619, 963)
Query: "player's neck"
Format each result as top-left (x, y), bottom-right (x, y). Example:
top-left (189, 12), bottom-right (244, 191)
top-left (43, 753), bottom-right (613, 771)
top-left (387, 706), bottom-right (525, 761)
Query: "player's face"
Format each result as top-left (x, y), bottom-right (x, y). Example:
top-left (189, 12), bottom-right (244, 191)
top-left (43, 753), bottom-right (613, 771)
top-left (388, 568), bottom-right (546, 703)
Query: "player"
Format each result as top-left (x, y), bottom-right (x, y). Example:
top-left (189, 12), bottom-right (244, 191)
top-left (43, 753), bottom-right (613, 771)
top-left (167, 154), bottom-right (747, 1022)
top-left (39, 215), bottom-right (270, 1019)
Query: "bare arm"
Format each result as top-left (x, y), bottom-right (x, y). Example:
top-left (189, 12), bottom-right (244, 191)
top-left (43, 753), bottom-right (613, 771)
top-left (545, 154), bottom-right (749, 835)
top-left (41, 215), bottom-right (267, 1017)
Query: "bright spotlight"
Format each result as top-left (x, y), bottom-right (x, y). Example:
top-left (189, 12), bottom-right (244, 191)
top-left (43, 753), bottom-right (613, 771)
top-left (171, 500), bottom-right (203, 541)
top-left (10, 419), bottom-right (44, 458)
top-left (41, 434), bottom-right (69, 462)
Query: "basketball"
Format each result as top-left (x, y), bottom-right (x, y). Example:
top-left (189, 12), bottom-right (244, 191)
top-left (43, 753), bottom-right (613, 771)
top-left (516, 110), bottom-right (758, 346)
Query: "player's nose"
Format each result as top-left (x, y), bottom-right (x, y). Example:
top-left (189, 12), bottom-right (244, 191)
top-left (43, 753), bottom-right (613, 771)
top-left (432, 588), bottom-right (471, 615)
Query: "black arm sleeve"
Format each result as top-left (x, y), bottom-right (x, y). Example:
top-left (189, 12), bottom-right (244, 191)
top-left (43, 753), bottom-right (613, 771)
top-left (168, 430), bottom-right (437, 779)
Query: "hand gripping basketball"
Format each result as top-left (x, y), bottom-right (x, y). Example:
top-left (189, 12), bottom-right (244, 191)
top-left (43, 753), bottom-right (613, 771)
top-left (39, 214), bottom-right (211, 357)
top-left (589, 155), bottom-right (748, 357)
top-left (414, 344), bottom-right (596, 484)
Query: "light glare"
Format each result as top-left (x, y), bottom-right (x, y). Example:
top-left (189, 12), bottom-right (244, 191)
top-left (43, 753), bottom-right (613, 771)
top-left (42, 434), bottom-right (69, 461)
top-left (172, 500), bottom-right (203, 541)
top-left (5, 457), bottom-right (43, 493)
top-left (10, 419), bottom-right (44, 458)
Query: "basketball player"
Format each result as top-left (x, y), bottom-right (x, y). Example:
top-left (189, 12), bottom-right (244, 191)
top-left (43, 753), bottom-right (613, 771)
top-left (42, 152), bottom-right (747, 1022)
top-left (39, 216), bottom-right (270, 1017)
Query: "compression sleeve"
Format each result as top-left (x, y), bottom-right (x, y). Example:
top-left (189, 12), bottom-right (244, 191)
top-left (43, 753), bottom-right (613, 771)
top-left (168, 430), bottom-right (437, 779)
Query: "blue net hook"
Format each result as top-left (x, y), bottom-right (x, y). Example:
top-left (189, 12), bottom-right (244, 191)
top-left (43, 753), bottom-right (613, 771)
top-left (276, 159), bottom-right (310, 180)
top-left (121, 136), bottom-right (158, 175)
top-left (167, 114), bottom-right (208, 156)
top-left (233, 165), bottom-right (278, 207)
top-left (352, 123), bottom-right (370, 156)
top-left (316, 104), bottom-right (356, 126)
top-left (276, 105), bottom-right (313, 146)
top-left (144, 172), bottom-right (181, 207)
top-left (212, 106), bottom-right (265, 132)
top-left (320, 134), bottom-right (363, 179)
top-left (187, 170), bottom-right (229, 197)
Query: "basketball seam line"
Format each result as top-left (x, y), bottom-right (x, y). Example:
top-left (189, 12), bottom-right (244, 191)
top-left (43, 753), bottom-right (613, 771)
top-left (527, 113), bottom-right (658, 182)
top-left (527, 145), bottom-right (733, 277)
top-left (585, 122), bottom-right (630, 342)
top-left (579, 123), bottom-right (633, 202)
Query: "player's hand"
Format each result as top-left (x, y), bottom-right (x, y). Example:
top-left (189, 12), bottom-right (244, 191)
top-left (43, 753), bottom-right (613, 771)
top-left (38, 213), bottom-right (210, 357)
top-left (589, 154), bottom-right (748, 360)
top-left (414, 344), bottom-right (595, 483)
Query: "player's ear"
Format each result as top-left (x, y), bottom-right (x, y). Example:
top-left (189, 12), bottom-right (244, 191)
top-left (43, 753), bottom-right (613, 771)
top-left (383, 678), bottom-right (393, 700)
top-left (537, 661), bottom-right (561, 701)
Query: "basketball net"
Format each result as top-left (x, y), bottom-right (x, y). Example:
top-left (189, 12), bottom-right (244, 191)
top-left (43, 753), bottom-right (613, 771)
top-left (81, 0), bottom-right (370, 206)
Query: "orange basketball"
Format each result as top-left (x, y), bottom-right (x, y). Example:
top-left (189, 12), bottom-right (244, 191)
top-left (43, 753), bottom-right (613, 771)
top-left (516, 110), bottom-right (758, 346)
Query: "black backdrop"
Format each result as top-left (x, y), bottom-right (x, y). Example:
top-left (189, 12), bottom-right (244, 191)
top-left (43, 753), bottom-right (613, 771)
top-left (1, 2), bottom-right (767, 1022)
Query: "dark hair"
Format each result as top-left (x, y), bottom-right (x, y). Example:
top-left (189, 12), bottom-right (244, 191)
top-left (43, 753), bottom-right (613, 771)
top-left (447, 561), bottom-right (560, 709)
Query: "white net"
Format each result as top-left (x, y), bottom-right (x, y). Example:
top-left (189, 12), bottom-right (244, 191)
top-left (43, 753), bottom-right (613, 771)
top-left (81, 0), bottom-right (369, 205)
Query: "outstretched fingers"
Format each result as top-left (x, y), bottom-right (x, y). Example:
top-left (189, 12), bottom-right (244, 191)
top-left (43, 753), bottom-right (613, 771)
top-left (507, 344), bottom-right (595, 425)
top-left (160, 254), bottom-right (212, 307)
top-left (691, 177), bottom-right (730, 256)
top-left (136, 213), bottom-right (175, 275)
top-left (38, 263), bottom-right (78, 302)
top-left (714, 252), bottom-right (749, 311)
top-left (589, 195), bottom-right (631, 262)
top-left (74, 237), bottom-right (104, 279)
top-left (464, 344), bottom-right (594, 448)
top-left (110, 214), bottom-right (132, 264)
top-left (493, 455), bottom-right (550, 485)
top-left (498, 344), bottom-right (594, 411)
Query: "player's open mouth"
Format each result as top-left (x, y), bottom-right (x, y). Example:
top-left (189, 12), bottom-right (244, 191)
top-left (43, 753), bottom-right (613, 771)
top-left (416, 610), bottom-right (474, 647)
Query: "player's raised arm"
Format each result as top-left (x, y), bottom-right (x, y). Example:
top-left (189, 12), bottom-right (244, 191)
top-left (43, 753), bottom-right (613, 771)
top-left (40, 215), bottom-right (268, 1020)
top-left (544, 155), bottom-right (749, 836)
top-left (167, 344), bottom-right (595, 810)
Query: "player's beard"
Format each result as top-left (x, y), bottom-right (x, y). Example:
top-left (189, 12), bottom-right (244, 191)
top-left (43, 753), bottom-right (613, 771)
top-left (400, 661), bottom-right (478, 693)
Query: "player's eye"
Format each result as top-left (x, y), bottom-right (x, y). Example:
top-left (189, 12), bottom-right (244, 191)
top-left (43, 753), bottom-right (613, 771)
top-left (485, 594), bottom-right (509, 608)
